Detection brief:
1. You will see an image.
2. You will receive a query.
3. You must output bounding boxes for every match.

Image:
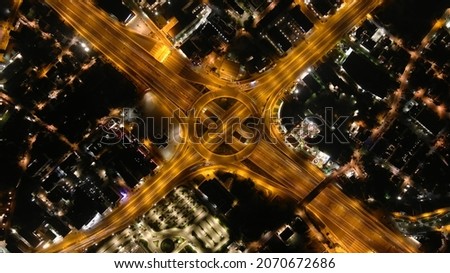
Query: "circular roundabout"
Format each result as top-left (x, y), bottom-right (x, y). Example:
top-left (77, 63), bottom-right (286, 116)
top-left (188, 89), bottom-right (262, 163)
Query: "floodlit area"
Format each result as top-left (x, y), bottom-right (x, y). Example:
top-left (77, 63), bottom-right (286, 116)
top-left (95, 186), bottom-right (230, 253)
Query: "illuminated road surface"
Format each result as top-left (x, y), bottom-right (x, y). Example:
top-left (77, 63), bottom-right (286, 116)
top-left (40, 0), bottom-right (418, 253)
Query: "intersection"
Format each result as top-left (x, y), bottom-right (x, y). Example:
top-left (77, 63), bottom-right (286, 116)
top-left (39, 0), bottom-right (418, 253)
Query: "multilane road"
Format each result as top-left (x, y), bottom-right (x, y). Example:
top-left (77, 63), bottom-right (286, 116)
top-left (40, 0), bottom-right (418, 253)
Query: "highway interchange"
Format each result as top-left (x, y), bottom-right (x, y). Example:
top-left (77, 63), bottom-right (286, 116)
top-left (39, 0), bottom-right (418, 253)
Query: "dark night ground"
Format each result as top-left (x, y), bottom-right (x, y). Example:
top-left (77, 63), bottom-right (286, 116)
top-left (375, 0), bottom-right (450, 48)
